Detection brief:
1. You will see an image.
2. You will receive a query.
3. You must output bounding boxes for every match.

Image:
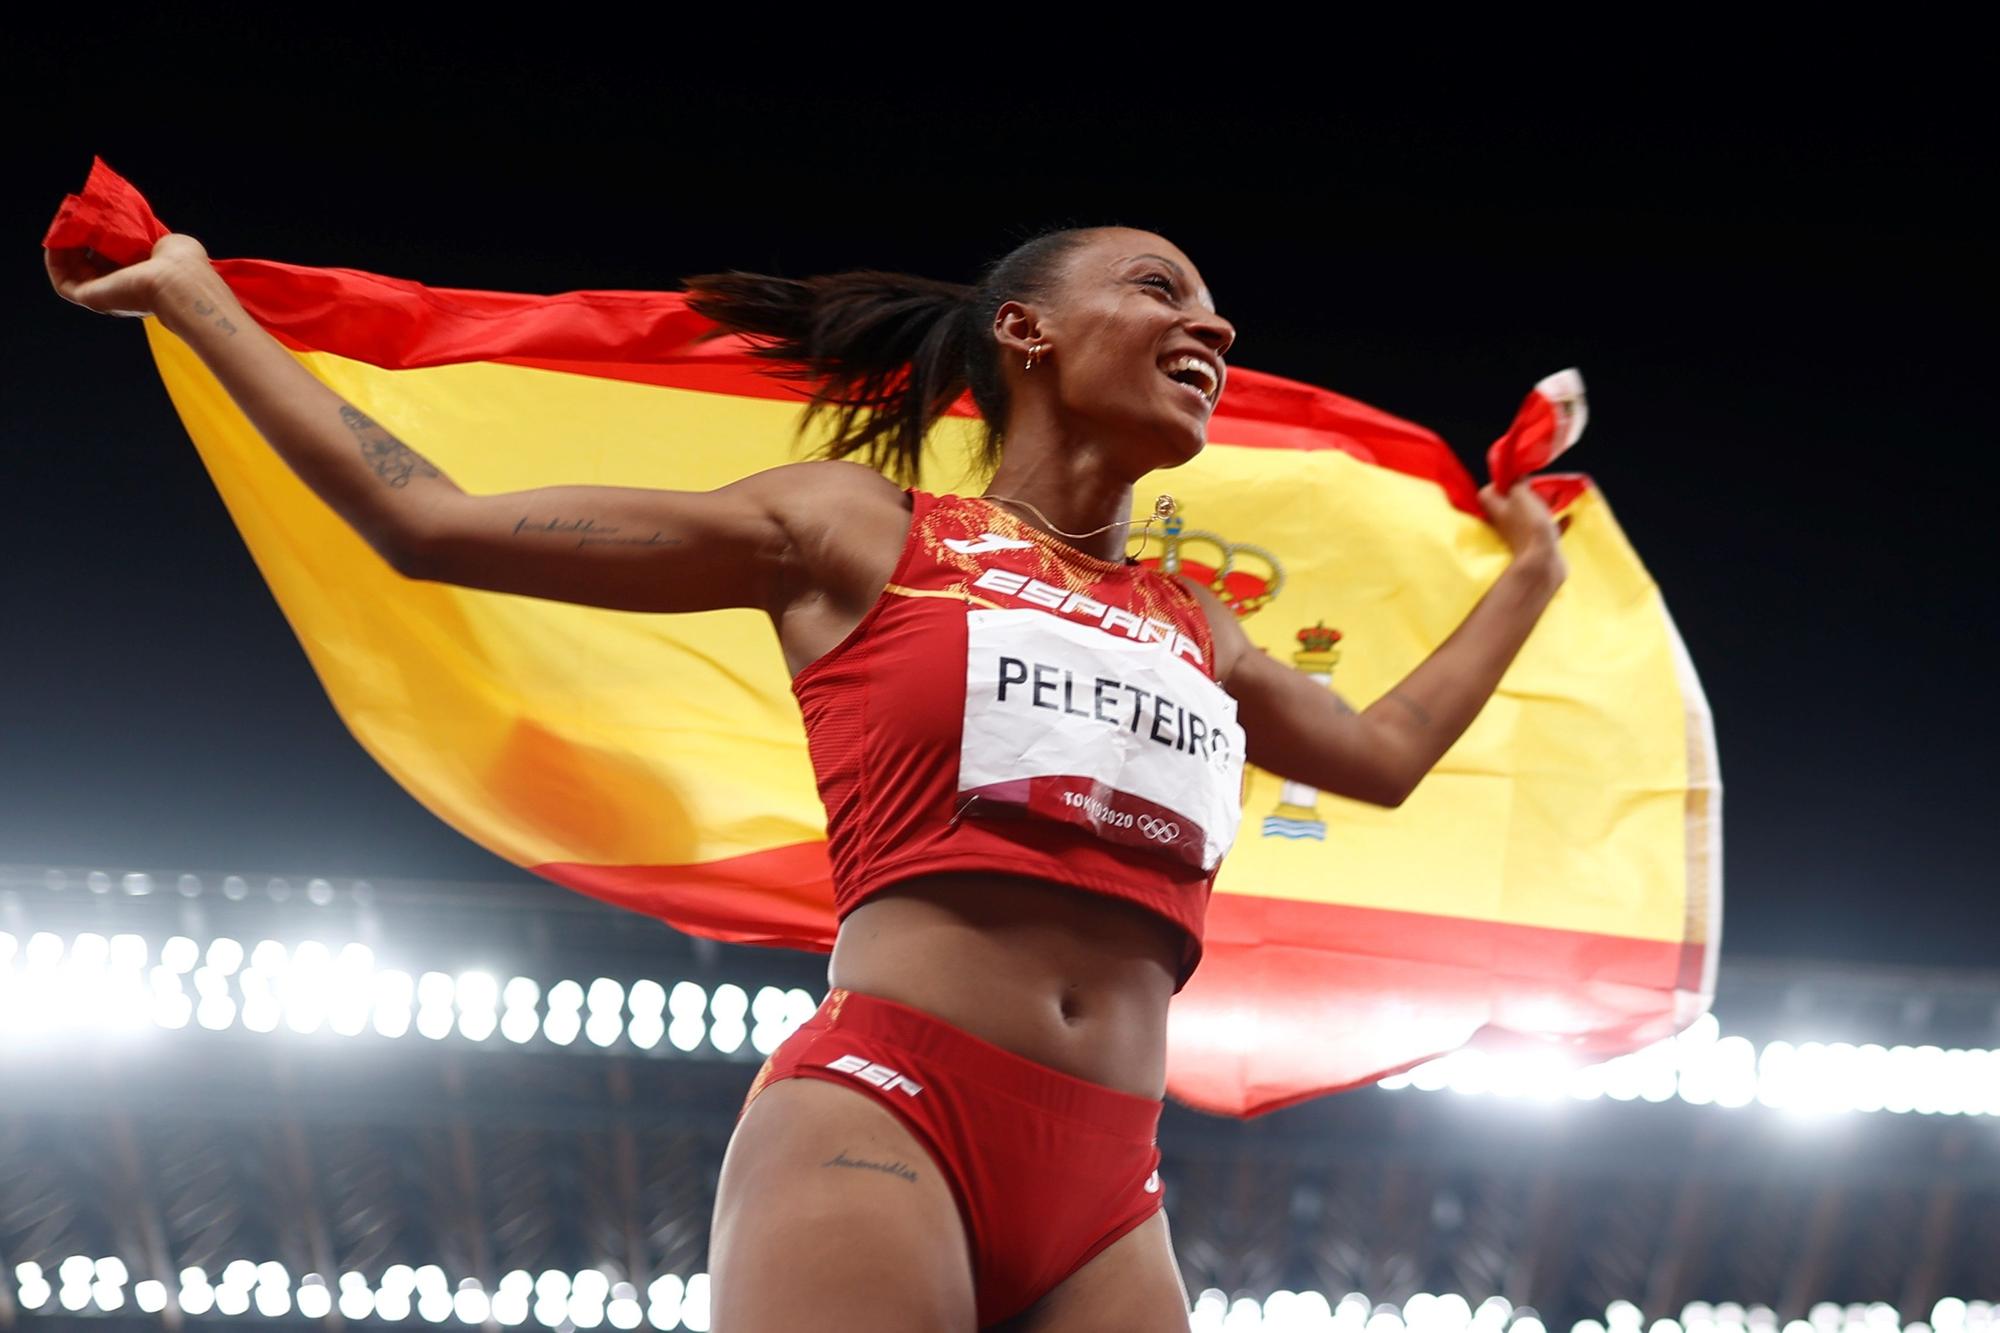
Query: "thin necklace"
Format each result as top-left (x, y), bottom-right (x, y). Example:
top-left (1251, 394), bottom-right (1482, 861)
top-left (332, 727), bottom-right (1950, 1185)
top-left (982, 493), bottom-right (1179, 551)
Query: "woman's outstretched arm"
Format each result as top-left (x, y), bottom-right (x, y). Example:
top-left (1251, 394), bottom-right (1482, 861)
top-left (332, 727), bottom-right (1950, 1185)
top-left (50, 234), bottom-right (460, 571)
top-left (47, 234), bottom-right (840, 616)
top-left (1199, 482), bottom-right (1568, 807)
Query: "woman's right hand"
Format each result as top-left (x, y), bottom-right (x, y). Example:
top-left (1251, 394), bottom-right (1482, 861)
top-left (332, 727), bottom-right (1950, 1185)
top-left (46, 232), bottom-right (212, 319)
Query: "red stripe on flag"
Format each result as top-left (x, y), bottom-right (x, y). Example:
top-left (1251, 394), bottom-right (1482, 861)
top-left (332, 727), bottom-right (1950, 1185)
top-left (533, 845), bottom-right (838, 953)
top-left (1172, 892), bottom-right (1705, 1116)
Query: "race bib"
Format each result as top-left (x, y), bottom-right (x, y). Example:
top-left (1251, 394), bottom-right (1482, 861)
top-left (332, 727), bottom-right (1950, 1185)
top-left (957, 608), bottom-right (1246, 870)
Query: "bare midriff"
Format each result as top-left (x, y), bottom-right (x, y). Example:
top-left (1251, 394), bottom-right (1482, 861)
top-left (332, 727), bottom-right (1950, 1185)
top-left (826, 871), bottom-right (1182, 1101)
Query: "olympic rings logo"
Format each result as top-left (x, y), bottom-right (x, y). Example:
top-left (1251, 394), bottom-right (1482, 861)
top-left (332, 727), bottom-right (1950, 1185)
top-left (1136, 815), bottom-right (1180, 843)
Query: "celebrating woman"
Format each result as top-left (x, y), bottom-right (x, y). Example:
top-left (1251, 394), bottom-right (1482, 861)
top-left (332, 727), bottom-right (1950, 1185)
top-left (49, 224), bottom-right (1566, 1331)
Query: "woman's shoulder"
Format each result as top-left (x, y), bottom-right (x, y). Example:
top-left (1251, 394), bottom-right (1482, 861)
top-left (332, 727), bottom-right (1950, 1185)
top-left (754, 461), bottom-right (915, 606)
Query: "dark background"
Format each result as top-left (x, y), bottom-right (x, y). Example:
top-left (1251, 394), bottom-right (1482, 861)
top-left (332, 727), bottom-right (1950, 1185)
top-left (4, 30), bottom-right (1991, 970)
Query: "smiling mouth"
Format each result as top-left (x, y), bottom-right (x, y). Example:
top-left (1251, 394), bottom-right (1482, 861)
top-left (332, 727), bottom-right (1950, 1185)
top-left (1159, 354), bottom-right (1220, 409)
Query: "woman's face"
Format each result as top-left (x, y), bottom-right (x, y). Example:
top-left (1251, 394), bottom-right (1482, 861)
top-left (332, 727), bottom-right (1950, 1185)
top-left (1028, 228), bottom-right (1236, 467)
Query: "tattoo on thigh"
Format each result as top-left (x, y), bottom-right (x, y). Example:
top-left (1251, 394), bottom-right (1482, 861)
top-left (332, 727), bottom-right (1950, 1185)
top-left (822, 1150), bottom-right (918, 1183)
top-left (1385, 690), bottom-right (1433, 727)
top-left (340, 406), bottom-right (443, 489)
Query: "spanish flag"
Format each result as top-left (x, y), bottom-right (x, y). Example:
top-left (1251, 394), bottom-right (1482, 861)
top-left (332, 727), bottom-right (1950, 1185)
top-left (47, 160), bottom-right (1718, 1117)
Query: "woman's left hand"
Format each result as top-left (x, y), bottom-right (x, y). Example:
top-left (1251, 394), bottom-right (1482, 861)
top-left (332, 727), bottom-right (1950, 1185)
top-left (1478, 481), bottom-right (1567, 580)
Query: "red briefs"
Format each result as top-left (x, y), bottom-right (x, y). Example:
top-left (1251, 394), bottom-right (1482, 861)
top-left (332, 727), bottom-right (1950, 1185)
top-left (740, 988), bottom-right (1166, 1328)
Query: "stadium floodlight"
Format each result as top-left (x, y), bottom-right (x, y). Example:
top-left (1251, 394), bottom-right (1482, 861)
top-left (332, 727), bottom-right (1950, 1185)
top-left (585, 1010), bottom-right (624, 1048)
top-left (418, 1004), bottom-right (456, 1040)
top-left (710, 984), bottom-right (748, 1023)
top-left (588, 978), bottom-right (626, 1015)
top-left (456, 1288), bottom-right (493, 1324)
top-left (417, 971), bottom-right (456, 1010)
top-left (630, 979), bottom-right (667, 1017)
top-left (459, 1007), bottom-right (499, 1042)
top-left (457, 970), bottom-right (499, 1011)
top-left (422, 1289), bottom-right (457, 1324)
top-left (680, 1274), bottom-right (711, 1333)
top-left (158, 936), bottom-right (196, 973)
top-left (109, 933), bottom-right (148, 972)
top-left (134, 1279), bottom-right (168, 1313)
top-left (667, 982), bottom-right (707, 1019)
top-left (501, 1006), bottom-right (540, 1044)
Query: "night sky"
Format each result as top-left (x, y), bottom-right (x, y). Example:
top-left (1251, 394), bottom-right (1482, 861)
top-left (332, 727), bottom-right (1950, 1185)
top-left (5, 29), bottom-right (1992, 971)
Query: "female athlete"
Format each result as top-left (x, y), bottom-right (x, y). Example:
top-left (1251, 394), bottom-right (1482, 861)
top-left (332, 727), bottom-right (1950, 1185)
top-left (49, 225), bottom-right (1567, 1331)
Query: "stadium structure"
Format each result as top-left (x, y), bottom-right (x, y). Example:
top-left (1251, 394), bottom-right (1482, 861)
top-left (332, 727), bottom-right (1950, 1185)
top-left (2, 864), bottom-right (1995, 1330)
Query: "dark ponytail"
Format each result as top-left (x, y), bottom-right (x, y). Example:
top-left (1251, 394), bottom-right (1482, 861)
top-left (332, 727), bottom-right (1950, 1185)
top-left (683, 228), bottom-right (1094, 485)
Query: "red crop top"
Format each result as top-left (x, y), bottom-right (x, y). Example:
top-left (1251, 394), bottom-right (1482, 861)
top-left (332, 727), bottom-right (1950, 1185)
top-left (792, 489), bottom-right (1248, 986)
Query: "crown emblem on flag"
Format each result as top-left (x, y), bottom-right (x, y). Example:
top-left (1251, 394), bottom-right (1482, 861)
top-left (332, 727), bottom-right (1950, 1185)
top-left (1136, 514), bottom-right (1285, 618)
top-left (1295, 621), bottom-right (1343, 654)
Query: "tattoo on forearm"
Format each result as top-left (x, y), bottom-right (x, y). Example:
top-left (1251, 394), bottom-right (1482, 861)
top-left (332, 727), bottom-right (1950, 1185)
top-left (190, 295), bottom-right (238, 337)
top-left (1385, 690), bottom-right (1433, 727)
top-left (340, 406), bottom-right (443, 489)
top-left (513, 515), bottom-right (684, 550)
top-left (822, 1150), bottom-right (918, 1183)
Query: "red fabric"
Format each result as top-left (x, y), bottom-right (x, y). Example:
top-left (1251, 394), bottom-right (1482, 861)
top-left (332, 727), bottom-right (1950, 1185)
top-left (792, 490), bottom-right (1224, 987)
top-left (1174, 892), bottom-right (1704, 1115)
top-left (1487, 373), bottom-right (1590, 512)
top-left (742, 988), bottom-right (1163, 1327)
top-left (43, 157), bottom-right (168, 267)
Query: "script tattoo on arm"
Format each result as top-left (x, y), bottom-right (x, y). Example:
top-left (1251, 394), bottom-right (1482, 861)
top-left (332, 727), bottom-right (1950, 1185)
top-left (511, 516), bottom-right (685, 551)
top-left (1384, 690), bottom-right (1433, 728)
top-left (821, 1150), bottom-right (918, 1183)
top-left (340, 406), bottom-right (443, 489)
top-left (189, 295), bottom-right (238, 336)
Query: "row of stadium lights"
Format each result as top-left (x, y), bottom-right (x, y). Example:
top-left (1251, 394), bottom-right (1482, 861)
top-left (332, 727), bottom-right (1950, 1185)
top-left (0, 931), bottom-right (818, 1058)
top-left (1376, 1012), bottom-right (2000, 1116)
top-left (28, 870), bottom-right (353, 904)
top-left (9, 1259), bottom-right (710, 1329)
top-left (4, 929), bottom-right (2000, 1116)
top-left (1188, 1294), bottom-right (2000, 1333)
top-left (8, 1263), bottom-right (1994, 1333)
